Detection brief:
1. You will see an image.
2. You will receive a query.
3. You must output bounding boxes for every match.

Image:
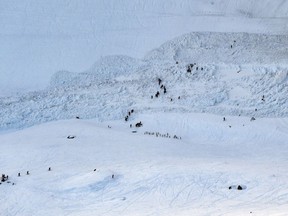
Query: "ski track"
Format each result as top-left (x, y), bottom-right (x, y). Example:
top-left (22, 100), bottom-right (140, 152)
top-left (1, 115), bottom-right (288, 215)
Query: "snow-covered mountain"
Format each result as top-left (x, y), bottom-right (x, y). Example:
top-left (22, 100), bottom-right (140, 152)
top-left (1, 0), bottom-right (288, 95)
top-left (1, 1), bottom-right (288, 215)
top-left (0, 32), bottom-right (287, 130)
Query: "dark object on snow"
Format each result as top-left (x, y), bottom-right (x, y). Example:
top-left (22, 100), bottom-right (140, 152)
top-left (223, 117), bottom-right (226, 121)
top-left (196, 67), bottom-right (198, 70)
top-left (112, 174), bottom-right (115, 179)
top-left (229, 186), bottom-right (232, 190)
top-left (250, 117), bottom-right (256, 121)
top-left (261, 95), bottom-right (265, 102)
top-left (48, 167), bottom-right (51, 171)
top-left (170, 98), bottom-right (173, 102)
top-left (255, 108), bottom-right (257, 111)
top-left (158, 78), bottom-right (162, 85)
top-left (187, 67), bottom-right (191, 73)
top-left (132, 131), bottom-right (137, 133)
top-left (151, 95), bottom-right (153, 99)
top-left (94, 169), bottom-right (96, 172)
top-left (67, 135), bottom-right (75, 139)
top-left (229, 125), bottom-right (231, 128)
top-left (163, 87), bottom-right (167, 94)
top-left (176, 61), bottom-right (178, 64)
top-left (131, 109), bottom-right (134, 113)
top-left (201, 67), bottom-right (203, 70)
top-left (18, 173), bottom-right (21, 177)
top-left (237, 185), bottom-right (243, 190)
top-left (135, 121), bottom-right (143, 127)
top-left (125, 116), bottom-right (128, 121)
top-left (231, 45), bottom-right (233, 48)
top-left (178, 96), bottom-right (180, 99)
top-left (155, 91), bottom-right (160, 98)
top-left (108, 125), bottom-right (111, 128)
top-left (26, 171), bottom-right (29, 175)
top-left (1, 174), bottom-right (8, 182)
top-left (76, 116), bottom-right (80, 119)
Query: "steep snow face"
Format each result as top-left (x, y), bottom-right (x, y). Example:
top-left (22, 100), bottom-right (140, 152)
top-left (1, 0), bottom-right (288, 95)
top-left (0, 32), bottom-right (287, 131)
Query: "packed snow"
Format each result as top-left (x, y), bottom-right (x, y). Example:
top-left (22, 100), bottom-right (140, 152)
top-left (1, 1), bottom-right (288, 215)
top-left (1, 114), bottom-right (288, 215)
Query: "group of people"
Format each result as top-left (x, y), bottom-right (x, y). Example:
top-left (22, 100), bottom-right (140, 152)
top-left (125, 109), bottom-right (134, 122)
top-left (144, 131), bottom-right (181, 140)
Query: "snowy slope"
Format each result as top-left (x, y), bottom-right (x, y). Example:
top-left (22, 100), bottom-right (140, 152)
top-left (1, 114), bottom-right (288, 215)
top-left (0, 32), bottom-right (287, 130)
top-left (1, 0), bottom-right (288, 95)
top-left (1, 2), bottom-right (288, 215)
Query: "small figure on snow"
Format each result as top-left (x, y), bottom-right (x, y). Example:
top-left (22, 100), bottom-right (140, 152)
top-left (261, 95), bottom-right (265, 102)
top-left (155, 91), bottom-right (160, 98)
top-left (1, 174), bottom-right (7, 182)
top-left (237, 185), bottom-right (243, 190)
top-left (135, 121), bottom-right (143, 127)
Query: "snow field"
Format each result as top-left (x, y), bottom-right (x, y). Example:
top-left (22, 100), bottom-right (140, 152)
top-left (1, 113), bottom-right (288, 215)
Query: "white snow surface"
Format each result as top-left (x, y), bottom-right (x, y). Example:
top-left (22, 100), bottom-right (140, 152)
top-left (1, 0), bottom-right (288, 94)
top-left (1, 1), bottom-right (288, 215)
top-left (0, 32), bottom-right (287, 130)
top-left (1, 114), bottom-right (288, 215)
